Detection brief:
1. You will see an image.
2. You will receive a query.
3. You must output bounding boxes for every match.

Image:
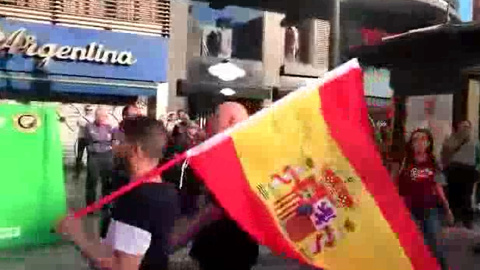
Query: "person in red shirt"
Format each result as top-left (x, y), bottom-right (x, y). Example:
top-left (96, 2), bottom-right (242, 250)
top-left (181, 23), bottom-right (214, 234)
top-left (395, 128), bottom-right (453, 270)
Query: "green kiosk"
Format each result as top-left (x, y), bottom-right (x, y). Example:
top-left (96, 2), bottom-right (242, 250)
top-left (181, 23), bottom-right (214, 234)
top-left (0, 103), bottom-right (67, 249)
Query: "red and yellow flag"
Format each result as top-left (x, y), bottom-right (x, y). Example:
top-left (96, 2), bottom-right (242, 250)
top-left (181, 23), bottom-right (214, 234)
top-left (186, 60), bottom-right (438, 270)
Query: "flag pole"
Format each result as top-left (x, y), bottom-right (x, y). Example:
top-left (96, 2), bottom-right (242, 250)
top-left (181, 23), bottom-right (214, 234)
top-left (73, 152), bottom-right (188, 218)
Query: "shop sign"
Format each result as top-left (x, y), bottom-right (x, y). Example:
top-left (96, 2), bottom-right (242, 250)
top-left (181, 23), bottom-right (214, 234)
top-left (0, 28), bottom-right (136, 67)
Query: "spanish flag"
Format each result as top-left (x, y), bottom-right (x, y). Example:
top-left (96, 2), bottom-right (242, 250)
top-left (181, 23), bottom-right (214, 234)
top-left (186, 60), bottom-right (438, 270)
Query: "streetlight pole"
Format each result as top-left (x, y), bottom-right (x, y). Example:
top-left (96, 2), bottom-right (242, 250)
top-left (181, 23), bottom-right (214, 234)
top-left (329, 0), bottom-right (341, 69)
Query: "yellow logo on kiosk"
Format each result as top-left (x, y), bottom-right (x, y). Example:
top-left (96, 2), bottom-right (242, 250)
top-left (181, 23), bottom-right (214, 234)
top-left (14, 113), bottom-right (41, 133)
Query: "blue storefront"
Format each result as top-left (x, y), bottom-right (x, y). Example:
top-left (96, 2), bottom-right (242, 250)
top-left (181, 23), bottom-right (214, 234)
top-left (0, 19), bottom-right (170, 166)
top-left (0, 18), bottom-right (168, 101)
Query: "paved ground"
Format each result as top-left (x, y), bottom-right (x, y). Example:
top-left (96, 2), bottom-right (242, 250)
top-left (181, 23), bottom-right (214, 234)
top-left (1, 168), bottom-right (480, 270)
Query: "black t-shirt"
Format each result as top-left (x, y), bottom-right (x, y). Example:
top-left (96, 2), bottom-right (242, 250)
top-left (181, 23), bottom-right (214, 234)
top-left (104, 182), bottom-right (179, 270)
top-left (111, 127), bottom-right (130, 191)
top-left (189, 194), bottom-right (259, 268)
top-left (162, 140), bottom-right (203, 195)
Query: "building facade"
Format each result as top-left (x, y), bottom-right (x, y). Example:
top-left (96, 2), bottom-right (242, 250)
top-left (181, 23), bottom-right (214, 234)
top-left (170, 1), bottom-right (331, 120)
top-left (171, 0), bottom-right (458, 134)
top-left (0, 0), bottom-right (170, 165)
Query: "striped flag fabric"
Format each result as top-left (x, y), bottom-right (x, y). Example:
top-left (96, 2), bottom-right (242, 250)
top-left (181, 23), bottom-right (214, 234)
top-left (185, 59), bottom-right (438, 270)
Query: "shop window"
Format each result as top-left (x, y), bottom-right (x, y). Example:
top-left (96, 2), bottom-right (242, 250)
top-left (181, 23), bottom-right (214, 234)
top-left (363, 68), bottom-right (393, 98)
top-left (190, 1), bottom-right (263, 61)
top-left (284, 20), bottom-right (310, 64)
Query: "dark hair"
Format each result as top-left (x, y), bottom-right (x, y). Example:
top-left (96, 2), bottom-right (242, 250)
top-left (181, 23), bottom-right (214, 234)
top-left (122, 105), bottom-right (137, 118)
top-left (85, 105), bottom-right (93, 112)
top-left (404, 128), bottom-right (436, 169)
top-left (454, 120), bottom-right (472, 132)
top-left (123, 116), bottom-right (167, 159)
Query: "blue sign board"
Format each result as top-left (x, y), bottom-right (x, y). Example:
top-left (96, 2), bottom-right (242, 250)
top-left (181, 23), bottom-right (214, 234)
top-left (0, 19), bottom-right (168, 82)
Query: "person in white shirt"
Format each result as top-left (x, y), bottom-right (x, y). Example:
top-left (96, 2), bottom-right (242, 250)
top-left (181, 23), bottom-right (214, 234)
top-left (76, 105), bottom-right (95, 177)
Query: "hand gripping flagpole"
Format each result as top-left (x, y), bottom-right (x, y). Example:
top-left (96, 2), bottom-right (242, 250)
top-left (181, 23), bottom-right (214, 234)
top-left (73, 152), bottom-right (188, 219)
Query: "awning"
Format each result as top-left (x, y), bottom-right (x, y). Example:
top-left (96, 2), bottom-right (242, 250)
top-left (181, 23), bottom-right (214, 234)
top-left (350, 23), bottom-right (480, 69)
top-left (348, 23), bottom-right (480, 96)
top-left (0, 71), bottom-right (158, 97)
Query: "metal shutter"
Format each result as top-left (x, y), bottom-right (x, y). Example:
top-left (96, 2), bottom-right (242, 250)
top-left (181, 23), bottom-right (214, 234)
top-left (313, 19), bottom-right (330, 70)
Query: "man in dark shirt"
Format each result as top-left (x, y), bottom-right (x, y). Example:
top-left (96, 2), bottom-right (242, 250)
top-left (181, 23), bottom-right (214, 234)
top-left (57, 117), bottom-right (179, 270)
top-left (98, 104), bottom-right (142, 239)
top-left (75, 105), bottom-right (95, 177)
top-left (172, 102), bottom-right (259, 270)
top-left (112, 105), bottom-right (142, 191)
top-left (85, 107), bottom-right (114, 238)
top-left (163, 120), bottom-right (205, 218)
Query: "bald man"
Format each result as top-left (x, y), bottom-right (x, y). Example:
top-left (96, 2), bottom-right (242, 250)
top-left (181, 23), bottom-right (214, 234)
top-left (173, 102), bottom-right (259, 270)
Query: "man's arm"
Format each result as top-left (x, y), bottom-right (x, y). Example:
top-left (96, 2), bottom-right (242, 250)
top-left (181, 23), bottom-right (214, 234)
top-left (57, 216), bottom-right (144, 270)
top-left (75, 234), bottom-right (142, 270)
top-left (440, 136), bottom-right (453, 168)
top-left (57, 216), bottom-right (113, 269)
top-left (435, 183), bottom-right (454, 225)
top-left (171, 203), bottom-right (224, 249)
top-left (112, 251), bottom-right (143, 270)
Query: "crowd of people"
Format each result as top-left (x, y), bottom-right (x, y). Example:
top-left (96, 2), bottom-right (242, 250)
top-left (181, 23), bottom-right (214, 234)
top-left (74, 105), bottom-right (208, 220)
top-left (56, 100), bottom-right (480, 270)
top-left (58, 102), bottom-right (260, 270)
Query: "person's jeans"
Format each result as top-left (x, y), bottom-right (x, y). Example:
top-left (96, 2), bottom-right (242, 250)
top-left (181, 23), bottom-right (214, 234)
top-left (75, 138), bottom-right (88, 175)
top-left (412, 208), bottom-right (448, 270)
top-left (446, 163), bottom-right (477, 228)
top-left (86, 152), bottom-right (113, 238)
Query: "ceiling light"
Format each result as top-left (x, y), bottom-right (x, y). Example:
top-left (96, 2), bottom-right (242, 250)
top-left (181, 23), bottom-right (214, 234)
top-left (208, 62), bottom-right (246, 82)
top-left (220, 88), bottom-right (236, 96)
